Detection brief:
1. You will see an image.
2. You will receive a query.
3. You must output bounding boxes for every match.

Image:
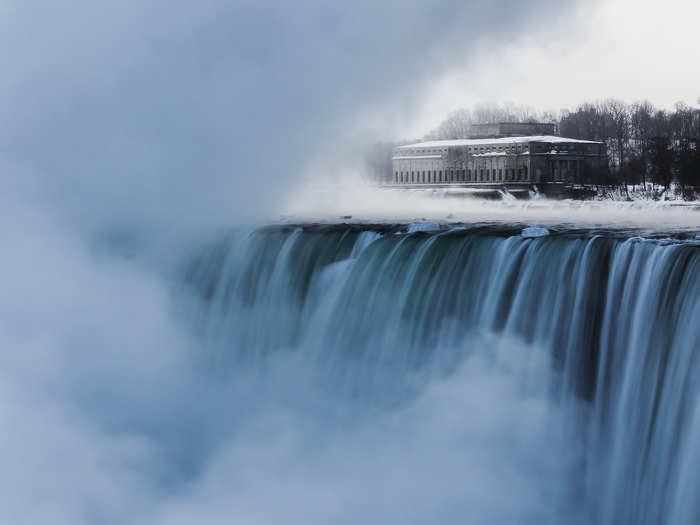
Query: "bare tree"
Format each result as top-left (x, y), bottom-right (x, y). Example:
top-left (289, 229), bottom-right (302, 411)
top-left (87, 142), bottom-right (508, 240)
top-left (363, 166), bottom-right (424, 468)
top-left (629, 100), bottom-right (656, 185)
top-left (599, 99), bottom-right (631, 173)
top-left (415, 97), bottom-right (700, 197)
top-left (424, 109), bottom-right (473, 140)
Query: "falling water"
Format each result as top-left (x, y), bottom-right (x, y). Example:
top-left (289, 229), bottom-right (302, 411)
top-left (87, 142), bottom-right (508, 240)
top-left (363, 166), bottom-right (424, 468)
top-left (181, 223), bottom-right (700, 524)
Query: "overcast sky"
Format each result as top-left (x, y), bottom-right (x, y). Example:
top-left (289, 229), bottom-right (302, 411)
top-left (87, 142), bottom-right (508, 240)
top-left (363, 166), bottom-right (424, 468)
top-left (406, 0), bottom-right (700, 137)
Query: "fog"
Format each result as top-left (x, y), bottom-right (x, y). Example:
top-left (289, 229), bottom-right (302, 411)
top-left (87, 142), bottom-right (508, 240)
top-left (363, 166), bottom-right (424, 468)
top-left (0, 197), bottom-right (578, 524)
top-left (0, 1), bottom-right (604, 524)
top-left (0, 0), bottom-right (586, 237)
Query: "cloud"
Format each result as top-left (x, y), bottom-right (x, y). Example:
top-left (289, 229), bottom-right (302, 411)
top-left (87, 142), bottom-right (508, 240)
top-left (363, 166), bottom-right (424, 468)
top-left (410, 0), bottom-right (700, 135)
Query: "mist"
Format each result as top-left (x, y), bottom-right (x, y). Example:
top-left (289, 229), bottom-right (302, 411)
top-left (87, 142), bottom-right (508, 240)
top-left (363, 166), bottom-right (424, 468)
top-left (0, 1), bottom-right (611, 524)
top-left (0, 0), bottom-right (587, 237)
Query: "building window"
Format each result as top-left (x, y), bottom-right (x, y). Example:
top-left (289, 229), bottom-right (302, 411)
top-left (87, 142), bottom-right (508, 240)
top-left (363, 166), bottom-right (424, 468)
top-left (498, 169), bottom-right (502, 180)
top-left (439, 170), bottom-right (443, 180)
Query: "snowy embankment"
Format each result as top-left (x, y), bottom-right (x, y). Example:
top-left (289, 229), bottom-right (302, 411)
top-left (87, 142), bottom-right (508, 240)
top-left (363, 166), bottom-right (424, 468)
top-left (284, 182), bottom-right (700, 234)
top-left (592, 183), bottom-right (700, 202)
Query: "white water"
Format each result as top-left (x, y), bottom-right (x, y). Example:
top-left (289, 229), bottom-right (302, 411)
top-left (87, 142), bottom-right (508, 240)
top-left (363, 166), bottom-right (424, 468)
top-left (177, 225), bottom-right (700, 525)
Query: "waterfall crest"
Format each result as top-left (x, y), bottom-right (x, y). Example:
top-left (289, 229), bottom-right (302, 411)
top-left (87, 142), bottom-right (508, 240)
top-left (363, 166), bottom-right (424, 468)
top-left (184, 224), bottom-right (700, 524)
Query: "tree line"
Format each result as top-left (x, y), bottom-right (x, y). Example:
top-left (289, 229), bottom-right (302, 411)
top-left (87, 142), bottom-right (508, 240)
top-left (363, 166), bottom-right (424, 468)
top-left (425, 100), bottom-right (700, 197)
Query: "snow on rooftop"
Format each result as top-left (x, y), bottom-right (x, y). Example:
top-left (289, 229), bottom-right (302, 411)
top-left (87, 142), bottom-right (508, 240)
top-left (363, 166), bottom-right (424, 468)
top-left (397, 135), bottom-right (602, 149)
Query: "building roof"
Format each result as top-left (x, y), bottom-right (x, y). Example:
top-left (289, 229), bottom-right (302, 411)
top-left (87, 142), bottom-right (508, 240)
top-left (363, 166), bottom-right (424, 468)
top-left (396, 135), bottom-right (603, 149)
top-left (392, 155), bottom-right (444, 160)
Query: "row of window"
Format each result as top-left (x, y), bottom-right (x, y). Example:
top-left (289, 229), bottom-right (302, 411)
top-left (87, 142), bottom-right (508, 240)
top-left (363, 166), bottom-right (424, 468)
top-left (403, 144), bottom-right (527, 155)
top-left (404, 148), bottom-right (448, 154)
top-left (401, 143), bottom-right (605, 157)
top-left (394, 167), bottom-right (529, 184)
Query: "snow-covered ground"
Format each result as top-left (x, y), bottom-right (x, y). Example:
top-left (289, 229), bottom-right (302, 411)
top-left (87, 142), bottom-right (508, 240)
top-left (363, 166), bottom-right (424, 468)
top-left (282, 183), bottom-right (700, 234)
top-left (592, 183), bottom-right (700, 203)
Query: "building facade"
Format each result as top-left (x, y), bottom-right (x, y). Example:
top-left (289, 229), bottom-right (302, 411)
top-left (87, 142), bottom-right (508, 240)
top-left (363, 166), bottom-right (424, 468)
top-left (391, 125), bottom-right (607, 187)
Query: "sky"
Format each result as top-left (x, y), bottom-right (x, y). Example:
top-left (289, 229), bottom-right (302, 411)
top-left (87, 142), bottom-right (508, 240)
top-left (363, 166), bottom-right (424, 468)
top-left (407, 0), bottom-right (700, 138)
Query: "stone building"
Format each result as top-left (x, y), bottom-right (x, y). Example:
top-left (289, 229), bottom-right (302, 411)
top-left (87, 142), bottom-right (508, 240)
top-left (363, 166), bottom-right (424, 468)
top-left (391, 123), bottom-right (607, 187)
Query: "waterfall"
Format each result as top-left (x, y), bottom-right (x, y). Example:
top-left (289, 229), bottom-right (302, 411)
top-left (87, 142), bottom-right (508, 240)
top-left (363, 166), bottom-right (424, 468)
top-left (182, 224), bottom-right (700, 524)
